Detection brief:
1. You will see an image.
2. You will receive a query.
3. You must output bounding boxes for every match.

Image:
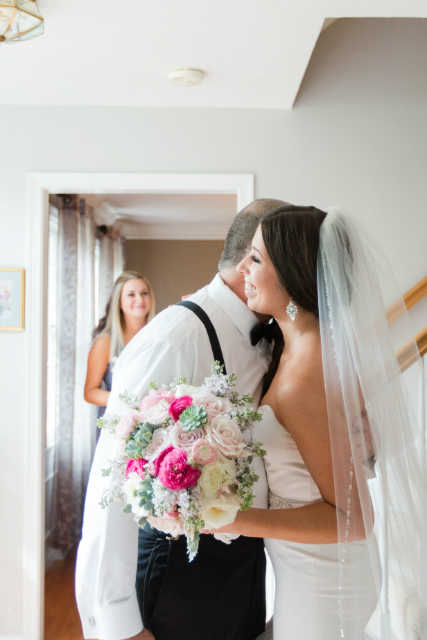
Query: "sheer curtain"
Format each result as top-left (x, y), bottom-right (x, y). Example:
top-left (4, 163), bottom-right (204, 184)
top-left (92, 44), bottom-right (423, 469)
top-left (98, 227), bottom-right (125, 317)
top-left (49, 197), bottom-right (126, 552)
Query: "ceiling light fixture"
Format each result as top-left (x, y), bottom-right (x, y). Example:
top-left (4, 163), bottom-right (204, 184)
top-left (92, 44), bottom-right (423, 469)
top-left (0, 0), bottom-right (44, 44)
top-left (168, 68), bottom-right (204, 87)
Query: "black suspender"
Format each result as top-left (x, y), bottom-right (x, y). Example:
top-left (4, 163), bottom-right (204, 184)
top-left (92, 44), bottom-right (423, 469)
top-left (176, 300), bottom-right (227, 375)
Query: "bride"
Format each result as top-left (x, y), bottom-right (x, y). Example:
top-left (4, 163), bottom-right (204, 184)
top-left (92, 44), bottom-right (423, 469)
top-left (206, 204), bottom-right (427, 639)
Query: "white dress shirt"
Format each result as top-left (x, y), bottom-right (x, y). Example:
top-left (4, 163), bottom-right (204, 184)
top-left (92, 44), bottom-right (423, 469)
top-left (75, 274), bottom-right (271, 640)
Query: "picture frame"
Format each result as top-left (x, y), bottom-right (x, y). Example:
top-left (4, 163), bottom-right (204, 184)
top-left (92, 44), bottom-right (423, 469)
top-left (0, 268), bottom-right (25, 331)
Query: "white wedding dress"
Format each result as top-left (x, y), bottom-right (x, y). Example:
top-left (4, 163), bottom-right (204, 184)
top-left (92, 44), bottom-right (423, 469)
top-left (256, 404), bottom-right (380, 640)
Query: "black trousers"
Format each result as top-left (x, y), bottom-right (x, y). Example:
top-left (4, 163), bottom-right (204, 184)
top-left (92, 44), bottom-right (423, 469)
top-left (136, 524), bottom-right (266, 640)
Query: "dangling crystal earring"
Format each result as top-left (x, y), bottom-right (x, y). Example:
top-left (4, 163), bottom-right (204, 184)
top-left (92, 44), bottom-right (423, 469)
top-left (286, 298), bottom-right (298, 321)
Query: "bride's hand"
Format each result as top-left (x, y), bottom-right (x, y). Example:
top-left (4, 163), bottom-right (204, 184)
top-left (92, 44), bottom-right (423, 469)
top-left (201, 511), bottom-right (244, 535)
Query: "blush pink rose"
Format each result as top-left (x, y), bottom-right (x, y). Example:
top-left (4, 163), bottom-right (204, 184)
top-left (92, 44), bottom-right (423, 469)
top-left (206, 416), bottom-right (245, 457)
top-left (125, 458), bottom-right (148, 479)
top-left (140, 399), bottom-right (170, 425)
top-left (170, 423), bottom-right (204, 452)
top-left (144, 426), bottom-right (172, 460)
top-left (168, 396), bottom-right (193, 421)
top-left (192, 438), bottom-right (218, 465)
top-left (147, 514), bottom-right (183, 537)
top-left (192, 393), bottom-right (233, 421)
top-left (139, 389), bottom-right (175, 412)
top-left (156, 447), bottom-right (201, 490)
top-left (117, 411), bottom-right (142, 439)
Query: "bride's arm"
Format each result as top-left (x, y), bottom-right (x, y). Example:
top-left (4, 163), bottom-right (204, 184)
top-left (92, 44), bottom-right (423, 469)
top-left (206, 500), bottom-right (339, 543)
top-left (205, 359), bottom-right (373, 544)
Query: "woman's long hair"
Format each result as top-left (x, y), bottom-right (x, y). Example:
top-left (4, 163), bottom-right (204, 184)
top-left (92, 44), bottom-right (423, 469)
top-left (260, 204), bottom-right (327, 393)
top-left (92, 270), bottom-right (155, 359)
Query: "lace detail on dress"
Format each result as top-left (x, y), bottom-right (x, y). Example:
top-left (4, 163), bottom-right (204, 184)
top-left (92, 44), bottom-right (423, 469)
top-left (268, 491), bottom-right (312, 510)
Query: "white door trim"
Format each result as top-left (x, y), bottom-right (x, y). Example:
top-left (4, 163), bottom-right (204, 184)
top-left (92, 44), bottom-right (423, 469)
top-left (23, 172), bottom-right (254, 640)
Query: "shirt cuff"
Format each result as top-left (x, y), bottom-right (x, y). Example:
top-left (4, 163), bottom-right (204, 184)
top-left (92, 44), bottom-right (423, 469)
top-left (78, 592), bottom-right (143, 640)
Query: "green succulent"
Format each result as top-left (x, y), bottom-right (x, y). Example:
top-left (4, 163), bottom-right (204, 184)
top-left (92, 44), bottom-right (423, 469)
top-left (125, 422), bottom-right (161, 459)
top-left (180, 405), bottom-right (208, 432)
top-left (136, 480), bottom-right (154, 511)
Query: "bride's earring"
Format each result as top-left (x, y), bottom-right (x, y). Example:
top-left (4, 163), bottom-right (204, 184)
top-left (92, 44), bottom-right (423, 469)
top-left (286, 298), bottom-right (298, 321)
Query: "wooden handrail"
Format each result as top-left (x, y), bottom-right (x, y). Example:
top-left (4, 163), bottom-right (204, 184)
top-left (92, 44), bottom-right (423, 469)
top-left (387, 276), bottom-right (427, 325)
top-left (396, 325), bottom-right (427, 373)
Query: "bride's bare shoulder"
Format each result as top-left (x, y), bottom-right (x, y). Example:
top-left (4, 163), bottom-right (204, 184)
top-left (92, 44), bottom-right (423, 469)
top-left (269, 335), bottom-right (327, 430)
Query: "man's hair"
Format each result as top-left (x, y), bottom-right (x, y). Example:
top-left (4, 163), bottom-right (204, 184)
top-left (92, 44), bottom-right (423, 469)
top-left (218, 198), bottom-right (288, 271)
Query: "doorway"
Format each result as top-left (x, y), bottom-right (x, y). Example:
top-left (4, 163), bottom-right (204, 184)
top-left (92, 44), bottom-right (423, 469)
top-left (24, 172), bottom-right (253, 640)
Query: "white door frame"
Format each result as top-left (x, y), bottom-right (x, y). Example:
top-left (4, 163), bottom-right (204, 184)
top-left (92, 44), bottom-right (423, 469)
top-left (23, 172), bottom-right (254, 640)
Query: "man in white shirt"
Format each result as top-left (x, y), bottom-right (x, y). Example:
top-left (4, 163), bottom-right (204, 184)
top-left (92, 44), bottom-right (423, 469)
top-left (76, 198), bottom-right (285, 640)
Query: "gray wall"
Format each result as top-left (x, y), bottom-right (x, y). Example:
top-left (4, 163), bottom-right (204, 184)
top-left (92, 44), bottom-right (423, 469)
top-left (0, 18), bottom-right (426, 635)
top-left (126, 240), bottom-right (225, 312)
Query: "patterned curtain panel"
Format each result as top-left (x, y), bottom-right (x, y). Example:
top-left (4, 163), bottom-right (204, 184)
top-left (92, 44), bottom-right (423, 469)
top-left (113, 230), bottom-right (125, 280)
top-left (51, 198), bottom-right (97, 552)
top-left (98, 232), bottom-right (115, 319)
top-left (71, 200), bottom-right (97, 541)
top-left (50, 199), bottom-right (125, 552)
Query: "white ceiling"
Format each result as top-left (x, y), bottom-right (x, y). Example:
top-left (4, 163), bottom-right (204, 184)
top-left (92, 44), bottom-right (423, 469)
top-left (85, 192), bottom-right (238, 239)
top-left (1, 0), bottom-right (425, 109)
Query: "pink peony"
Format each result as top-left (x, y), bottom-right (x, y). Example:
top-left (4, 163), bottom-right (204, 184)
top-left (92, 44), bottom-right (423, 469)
top-left (155, 447), bottom-right (201, 490)
top-left (117, 411), bottom-right (142, 439)
top-left (125, 458), bottom-right (148, 479)
top-left (149, 445), bottom-right (175, 476)
top-left (192, 438), bottom-right (218, 465)
top-left (169, 396), bottom-right (193, 421)
top-left (170, 423), bottom-right (204, 452)
top-left (140, 389), bottom-right (175, 412)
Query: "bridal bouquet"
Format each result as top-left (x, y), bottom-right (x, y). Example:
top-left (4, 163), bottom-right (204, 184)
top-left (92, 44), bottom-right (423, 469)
top-left (97, 362), bottom-right (266, 561)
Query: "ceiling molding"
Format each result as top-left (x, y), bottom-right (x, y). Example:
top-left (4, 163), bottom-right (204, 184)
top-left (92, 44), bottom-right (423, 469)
top-left (119, 221), bottom-right (230, 241)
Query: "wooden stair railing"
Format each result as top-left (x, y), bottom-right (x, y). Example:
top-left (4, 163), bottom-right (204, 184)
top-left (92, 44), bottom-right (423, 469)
top-left (397, 326), bottom-right (427, 373)
top-left (384, 276), bottom-right (427, 372)
top-left (387, 276), bottom-right (427, 325)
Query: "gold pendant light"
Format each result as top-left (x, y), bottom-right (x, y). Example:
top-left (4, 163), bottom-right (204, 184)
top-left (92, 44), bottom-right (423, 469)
top-left (0, 0), bottom-right (44, 43)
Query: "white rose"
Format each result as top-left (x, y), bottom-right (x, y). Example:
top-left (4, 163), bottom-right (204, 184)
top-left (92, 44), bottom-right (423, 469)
top-left (205, 415), bottom-right (245, 458)
top-left (144, 426), bottom-right (172, 460)
top-left (201, 496), bottom-right (240, 529)
top-left (175, 384), bottom-right (201, 398)
top-left (199, 458), bottom-right (236, 497)
top-left (140, 399), bottom-right (170, 425)
top-left (122, 472), bottom-right (151, 518)
top-left (170, 423), bottom-right (204, 452)
top-left (192, 393), bottom-right (233, 421)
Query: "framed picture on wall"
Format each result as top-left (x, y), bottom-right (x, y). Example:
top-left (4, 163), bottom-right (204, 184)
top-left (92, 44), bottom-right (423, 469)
top-left (0, 268), bottom-right (25, 331)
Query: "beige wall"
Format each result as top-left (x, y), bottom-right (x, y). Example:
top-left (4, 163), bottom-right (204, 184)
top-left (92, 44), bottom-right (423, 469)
top-left (126, 240), bottom-right (224, 312)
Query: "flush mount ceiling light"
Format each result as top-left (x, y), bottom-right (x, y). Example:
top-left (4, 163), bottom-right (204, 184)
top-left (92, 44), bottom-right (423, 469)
top-left (168, 68), bottom-right (204, 87)
top-left (0, 0), bottom-right (44, 43)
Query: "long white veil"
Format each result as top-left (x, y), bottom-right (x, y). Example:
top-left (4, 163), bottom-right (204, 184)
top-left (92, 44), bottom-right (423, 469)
top-left (318, 209), bottom-right (427, 638)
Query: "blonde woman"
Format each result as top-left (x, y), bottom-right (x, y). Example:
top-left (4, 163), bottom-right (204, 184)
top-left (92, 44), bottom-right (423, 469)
top-left (84, 271), bottom-right (155, 416)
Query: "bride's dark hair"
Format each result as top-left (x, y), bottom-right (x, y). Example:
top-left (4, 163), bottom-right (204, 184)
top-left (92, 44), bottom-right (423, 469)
top-left (260, 204), bottom-right (327, 394)
top-left (261, 204), bottom-right (328, 316)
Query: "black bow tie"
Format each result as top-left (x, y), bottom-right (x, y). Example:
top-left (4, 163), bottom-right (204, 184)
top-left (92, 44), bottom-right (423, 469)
top-left (250, 321), bottom-right (276, 346)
